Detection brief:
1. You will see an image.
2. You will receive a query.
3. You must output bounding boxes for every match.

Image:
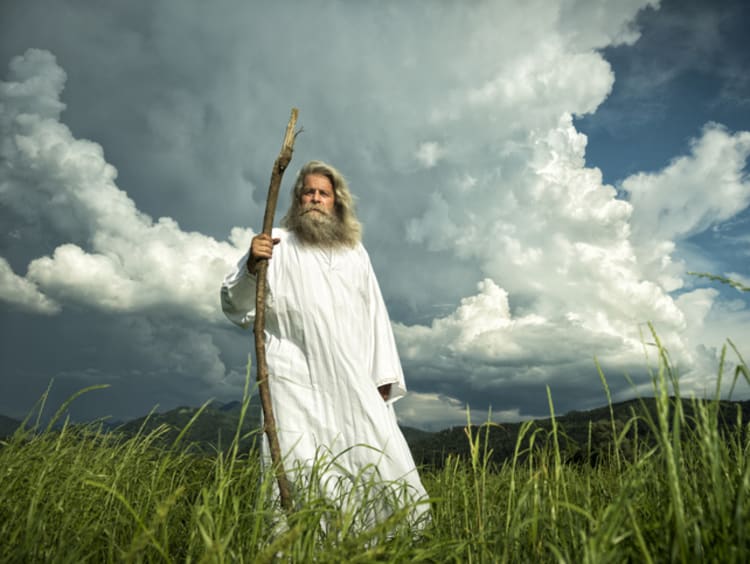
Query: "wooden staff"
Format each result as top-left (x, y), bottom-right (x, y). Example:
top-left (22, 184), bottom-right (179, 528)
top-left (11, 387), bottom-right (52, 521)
top-left (254, 108), bottom-right (299, 512)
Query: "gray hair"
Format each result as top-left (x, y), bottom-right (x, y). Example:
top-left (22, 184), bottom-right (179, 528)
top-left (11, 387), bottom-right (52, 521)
top-left (281, 160), bottom-right (362, 247)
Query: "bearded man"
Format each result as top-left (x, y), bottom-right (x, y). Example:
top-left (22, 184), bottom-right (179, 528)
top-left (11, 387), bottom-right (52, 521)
top-left (221, 160), bottom-right (428, 523)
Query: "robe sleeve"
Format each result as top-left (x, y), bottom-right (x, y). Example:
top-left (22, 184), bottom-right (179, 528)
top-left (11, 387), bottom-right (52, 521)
top-left (221, 229), bottom-right (284, 329)
top-left (365, 250), bottom-right (407, 404)
top-left (220, 249), bottom-right (277, 330)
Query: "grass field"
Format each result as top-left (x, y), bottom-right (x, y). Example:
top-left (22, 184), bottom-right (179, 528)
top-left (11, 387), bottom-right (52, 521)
top-left (2, 335), bottom-right (749, 563)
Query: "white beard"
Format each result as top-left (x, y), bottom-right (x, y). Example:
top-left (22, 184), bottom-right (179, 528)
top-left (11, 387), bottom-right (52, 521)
top-left (290, 204), bottom-right (350, 249)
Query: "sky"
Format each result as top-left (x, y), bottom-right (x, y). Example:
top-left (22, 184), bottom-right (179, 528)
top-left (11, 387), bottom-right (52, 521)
top-left (1, 0), bottom-right (749, 431)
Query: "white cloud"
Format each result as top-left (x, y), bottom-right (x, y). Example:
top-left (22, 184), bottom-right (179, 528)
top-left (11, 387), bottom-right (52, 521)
top-left (674, 288), bottom-right (718, 335)
top-left (0, 48), bottom-right (66, 121)
top-left (466, 41), bottom-right (614, 119)
top-left (395, 390), bottom-right (531, 431)
top-left (557, 0), bottom-right (660, 49)
top-left (620, 123), bottom-right (750, 301)
top-left (406, 114), bottom-right (686, 335)
top-left (398, 114), bottom-right (750, 407)
top-left (397, 280), bottom-right (539, 362)
top-left (0, 257), bottom-right (60, 314)
top-left (394, 392), bottom-right (469, 431)
top-left (623, 123), bottom-right (750, 244)
top-left (0, 49), bottom-right (251, 322)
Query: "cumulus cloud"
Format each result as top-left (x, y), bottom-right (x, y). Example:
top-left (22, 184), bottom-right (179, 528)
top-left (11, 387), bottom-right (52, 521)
top-left (406, 114), bottom-right (686, 334)
top-left (394, 389), bottom-right (530, 431)
top-left (0, 257), bottom-right (60, 314)
top-left (466, 42), bottom-right (614, 120)
top-left (398, 113), bottom-right (749, 417)
top-left (394, 392), bottom-right (469, 431)
top-left (0, 49), bottom-right (251, 322)
top-left (624, 124), bottom-right (750, 244)
top-left (620, 124), bottom-right (750, 298)
top-left (557, 0), bottom-right (660, 49)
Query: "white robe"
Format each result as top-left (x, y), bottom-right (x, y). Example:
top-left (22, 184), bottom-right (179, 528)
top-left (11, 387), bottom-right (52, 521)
top-left (221, 228), bottom-right (428, 520)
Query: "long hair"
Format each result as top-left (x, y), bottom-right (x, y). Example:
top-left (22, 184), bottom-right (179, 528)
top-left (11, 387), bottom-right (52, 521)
top-left (281, 160), bottom-right (362, 247)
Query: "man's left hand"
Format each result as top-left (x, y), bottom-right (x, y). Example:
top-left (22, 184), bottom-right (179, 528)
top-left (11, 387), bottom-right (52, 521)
top-left (378, 384), bottom-right (391, 402)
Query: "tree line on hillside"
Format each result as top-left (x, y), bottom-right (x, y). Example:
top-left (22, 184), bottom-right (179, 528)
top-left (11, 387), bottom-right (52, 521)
top-left (3, 396), bottom-right (748, 469)
top-left (408, 397), bottom-right (750, 468)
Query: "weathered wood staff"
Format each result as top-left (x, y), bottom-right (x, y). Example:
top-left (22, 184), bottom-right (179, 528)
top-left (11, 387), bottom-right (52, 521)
top-left (254, 108), bottom-right (299, 512)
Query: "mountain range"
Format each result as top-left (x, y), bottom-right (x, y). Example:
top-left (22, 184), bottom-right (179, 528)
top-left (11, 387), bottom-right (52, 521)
top-left (3, 397), bottom-right (748, 467)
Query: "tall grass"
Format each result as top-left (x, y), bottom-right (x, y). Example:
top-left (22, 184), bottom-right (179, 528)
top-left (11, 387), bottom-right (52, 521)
top-left (2, 333), bottom-right (749, 562)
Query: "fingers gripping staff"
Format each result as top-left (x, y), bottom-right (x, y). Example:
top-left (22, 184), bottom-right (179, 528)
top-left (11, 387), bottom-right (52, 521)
top-left (254, 108), bottom-right (300, 513)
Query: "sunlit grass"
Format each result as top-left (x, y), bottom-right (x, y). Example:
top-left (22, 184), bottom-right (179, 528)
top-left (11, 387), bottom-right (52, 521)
top-left (2, 330), bottom-right (749, 562)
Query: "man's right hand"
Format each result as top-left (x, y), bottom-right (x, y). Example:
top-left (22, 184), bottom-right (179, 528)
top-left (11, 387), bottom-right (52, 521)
top-left (247, 234), bottom-right (281, 273)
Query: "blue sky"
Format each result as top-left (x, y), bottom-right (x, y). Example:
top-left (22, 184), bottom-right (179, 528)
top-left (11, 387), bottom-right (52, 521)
top-left (1, 0), bottom-right (748, 430)
top-left (579, 0), bottom-right (750, 183)
top-left (577, 0), bottom-right (750, 306)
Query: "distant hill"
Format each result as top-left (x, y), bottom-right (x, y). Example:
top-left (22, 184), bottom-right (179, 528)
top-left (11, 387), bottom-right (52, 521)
top-left (399, 426), bottom-right (435, 446)
top-left (113, 401), bottom-right (440, 455)
top-left (3, 397), bottom-right (748, 466)
top-left (407, 397), bottom-right (750, 468)
top-left (114, 397), bottom-right (263, 453)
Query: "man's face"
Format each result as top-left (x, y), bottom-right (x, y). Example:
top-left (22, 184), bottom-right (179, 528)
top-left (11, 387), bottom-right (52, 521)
top-left (300, 173), bottom-right (335, 215)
